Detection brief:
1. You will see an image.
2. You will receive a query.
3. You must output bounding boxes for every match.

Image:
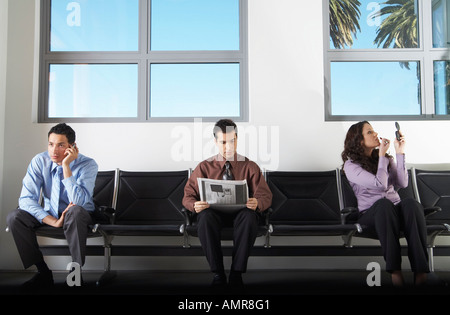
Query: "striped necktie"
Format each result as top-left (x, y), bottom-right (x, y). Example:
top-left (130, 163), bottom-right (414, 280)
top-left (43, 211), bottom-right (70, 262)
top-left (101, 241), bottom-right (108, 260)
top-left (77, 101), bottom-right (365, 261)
top-left (50, 166), bottom-right (63, 218)
top-left (223, 161), bottom-right (234, 180)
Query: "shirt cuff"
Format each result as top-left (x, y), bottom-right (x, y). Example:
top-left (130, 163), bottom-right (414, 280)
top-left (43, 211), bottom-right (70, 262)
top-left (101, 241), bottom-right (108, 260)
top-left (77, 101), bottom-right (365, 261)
top-left (62, 175), bottom-right (77, 189)
top-left (30, 209), bottom-right (50, 224)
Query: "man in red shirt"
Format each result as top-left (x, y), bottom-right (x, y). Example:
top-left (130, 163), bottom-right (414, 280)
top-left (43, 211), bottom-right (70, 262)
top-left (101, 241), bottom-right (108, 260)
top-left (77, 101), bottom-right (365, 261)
top-left (183, 119), bottom-right (272, 288)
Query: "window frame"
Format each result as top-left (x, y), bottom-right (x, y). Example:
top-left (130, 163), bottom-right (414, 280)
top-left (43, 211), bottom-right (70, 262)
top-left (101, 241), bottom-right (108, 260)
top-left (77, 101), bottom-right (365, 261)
top-left (323, 0), bottom-right (450, 121)
top-left (38, 0), bottom-right (248, 123)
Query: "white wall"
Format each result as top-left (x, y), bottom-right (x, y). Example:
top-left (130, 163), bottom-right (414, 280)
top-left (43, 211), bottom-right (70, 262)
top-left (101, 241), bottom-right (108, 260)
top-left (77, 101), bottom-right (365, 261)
top-left (0, 0), bottom-right (8, 271)
top-left (1, 0), bottom-right (450, 271)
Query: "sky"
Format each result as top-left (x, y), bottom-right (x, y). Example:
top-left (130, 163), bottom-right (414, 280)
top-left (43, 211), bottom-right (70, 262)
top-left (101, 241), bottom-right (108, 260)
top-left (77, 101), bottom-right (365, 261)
top-left (329, 0), bottom-right (423, 116)
top-left (48, 0), bottom-right (240, 118)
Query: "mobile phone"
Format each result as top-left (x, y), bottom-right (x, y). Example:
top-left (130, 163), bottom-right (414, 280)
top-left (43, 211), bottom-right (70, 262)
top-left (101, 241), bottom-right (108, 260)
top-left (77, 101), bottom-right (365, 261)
top-left (395, 122), bottom-right (401, 141)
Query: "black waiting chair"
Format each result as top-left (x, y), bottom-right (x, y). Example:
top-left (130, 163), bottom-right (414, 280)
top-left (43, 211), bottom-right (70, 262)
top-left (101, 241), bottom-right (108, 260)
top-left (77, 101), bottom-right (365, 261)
top-left (412, 168), bottom-right (450, 270)
top-left (265, 169), bottom-right (362, 248)
top-left (94, 170), bottom-right (188, 285)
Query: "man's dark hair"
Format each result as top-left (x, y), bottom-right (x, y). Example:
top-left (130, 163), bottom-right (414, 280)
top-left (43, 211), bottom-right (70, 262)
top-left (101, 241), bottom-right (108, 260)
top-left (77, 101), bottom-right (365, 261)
top-left (48, 123), bottom-right (76, 144)
top-left (213, 119), bottom-right (237, 139)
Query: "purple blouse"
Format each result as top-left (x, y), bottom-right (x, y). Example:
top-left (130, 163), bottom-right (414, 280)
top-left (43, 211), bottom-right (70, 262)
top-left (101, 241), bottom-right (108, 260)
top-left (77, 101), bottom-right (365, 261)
top-left (343, 154), bottom-right (408, 212)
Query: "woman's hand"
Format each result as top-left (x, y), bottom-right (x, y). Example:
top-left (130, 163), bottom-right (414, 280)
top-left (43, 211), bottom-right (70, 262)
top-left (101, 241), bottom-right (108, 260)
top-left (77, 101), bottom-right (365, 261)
top-left (394, 131), bottom-right (405, 154)
top-left (379, 137), bottom-right (390, 157)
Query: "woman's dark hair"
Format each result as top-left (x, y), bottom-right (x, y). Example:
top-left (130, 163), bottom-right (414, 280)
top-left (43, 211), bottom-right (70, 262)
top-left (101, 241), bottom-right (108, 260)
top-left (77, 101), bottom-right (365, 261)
top-left (48, 123), bottom-right (76, 144)
top-left (341, 121), bottom-right (390, 174)
top-left (213, 119), bottom-right (237, 139)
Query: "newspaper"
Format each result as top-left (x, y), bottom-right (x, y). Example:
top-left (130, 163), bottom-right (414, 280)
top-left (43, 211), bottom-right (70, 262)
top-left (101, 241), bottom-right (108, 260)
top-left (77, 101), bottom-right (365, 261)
top-left (197, 178), bottom-right (249, 211)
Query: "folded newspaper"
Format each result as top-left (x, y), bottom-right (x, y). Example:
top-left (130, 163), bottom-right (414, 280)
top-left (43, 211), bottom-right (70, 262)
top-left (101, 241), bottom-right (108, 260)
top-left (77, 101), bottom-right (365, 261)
top-left (197, 178), bottom-right (249, 211)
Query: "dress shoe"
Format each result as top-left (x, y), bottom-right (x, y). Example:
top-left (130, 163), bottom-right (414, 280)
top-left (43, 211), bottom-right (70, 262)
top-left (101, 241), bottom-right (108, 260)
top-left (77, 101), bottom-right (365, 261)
top-left (21, 271), bottom-right (54, 290)
top-left (228, 271), bottom-right (244, 288)
top-left (211, 272), bottom-right (227, 287)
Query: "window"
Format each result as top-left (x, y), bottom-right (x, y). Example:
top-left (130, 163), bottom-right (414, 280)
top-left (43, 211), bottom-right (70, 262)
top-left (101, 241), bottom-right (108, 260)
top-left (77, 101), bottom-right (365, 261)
top-left (39, 0), bottom-right (247, 122)
top-left (324, 0), bottom-right (450, 121)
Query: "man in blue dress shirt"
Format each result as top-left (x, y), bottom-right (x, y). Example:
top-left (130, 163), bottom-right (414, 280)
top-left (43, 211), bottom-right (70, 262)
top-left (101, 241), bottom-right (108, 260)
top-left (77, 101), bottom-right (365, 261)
top-left (6, 123), bottom-right (98, 289)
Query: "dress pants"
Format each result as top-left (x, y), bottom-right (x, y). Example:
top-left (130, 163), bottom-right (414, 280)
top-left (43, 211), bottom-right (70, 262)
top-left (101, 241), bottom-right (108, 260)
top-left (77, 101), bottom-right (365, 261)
top-left (196, 208), bottom-right (259, 273)
top-left (6, 206), bottom-right (94, 269)
top-left (356, 197), bottom-right (429, 273)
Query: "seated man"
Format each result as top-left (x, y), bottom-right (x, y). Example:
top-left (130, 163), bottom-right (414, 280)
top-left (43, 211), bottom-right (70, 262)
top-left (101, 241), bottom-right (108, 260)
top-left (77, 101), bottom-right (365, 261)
top-left (182, 119), bottom-right (272, 288)
top-left (6, 123), bottom-right (98, 289)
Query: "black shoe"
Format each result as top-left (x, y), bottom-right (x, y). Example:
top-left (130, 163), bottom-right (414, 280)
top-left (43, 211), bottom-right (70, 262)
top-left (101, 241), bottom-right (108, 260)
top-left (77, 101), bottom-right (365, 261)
top-left (211, 272), bottom-right (227, 287)
top-left (21, 271), bottom-right (54, 290)
top-left (228, 271), bottom-right (244, 288)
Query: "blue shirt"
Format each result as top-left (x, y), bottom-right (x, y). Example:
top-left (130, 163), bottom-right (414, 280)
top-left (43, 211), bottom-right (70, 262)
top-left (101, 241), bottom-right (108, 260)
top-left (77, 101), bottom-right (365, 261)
top-left (18, 151), bottom-right (98, 223)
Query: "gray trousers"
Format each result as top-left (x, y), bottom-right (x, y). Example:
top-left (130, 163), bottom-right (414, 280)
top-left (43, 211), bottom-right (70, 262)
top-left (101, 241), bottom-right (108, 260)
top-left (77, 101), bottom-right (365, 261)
top-left (6, 206), bottom-right (93, 269)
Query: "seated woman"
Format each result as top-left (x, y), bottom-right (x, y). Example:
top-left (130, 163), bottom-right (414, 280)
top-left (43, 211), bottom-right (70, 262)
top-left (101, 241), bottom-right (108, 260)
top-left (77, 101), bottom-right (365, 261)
top-left (341, 121), bottom-right (429, 286)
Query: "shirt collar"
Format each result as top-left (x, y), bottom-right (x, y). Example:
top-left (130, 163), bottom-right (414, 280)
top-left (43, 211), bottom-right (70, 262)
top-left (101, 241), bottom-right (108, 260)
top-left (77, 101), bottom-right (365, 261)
top-left (213, 153), bottom-right (243, 168)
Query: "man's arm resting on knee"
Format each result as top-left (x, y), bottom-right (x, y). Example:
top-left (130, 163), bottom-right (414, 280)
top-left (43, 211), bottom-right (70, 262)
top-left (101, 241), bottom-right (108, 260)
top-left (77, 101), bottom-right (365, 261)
top-left (42, 203), bottom-right (74, 228)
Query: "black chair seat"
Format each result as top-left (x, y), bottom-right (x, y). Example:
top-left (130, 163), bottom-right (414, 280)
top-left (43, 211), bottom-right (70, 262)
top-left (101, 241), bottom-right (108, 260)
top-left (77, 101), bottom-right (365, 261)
top-left (270, 224), bottom-right (361, 236)
top-left (96, 223), bottom-right (184, 236)
top-left (185, 224), bottom-right (269, 239)
top-left (35, 225), bottom-right (99, 239)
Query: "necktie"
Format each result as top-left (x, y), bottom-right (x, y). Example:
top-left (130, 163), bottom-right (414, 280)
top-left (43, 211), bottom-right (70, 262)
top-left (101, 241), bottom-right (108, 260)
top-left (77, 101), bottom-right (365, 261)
top-left (223, 161), bottom-right (234, 180)
top-left (50, 166), bottom-right (63, 218)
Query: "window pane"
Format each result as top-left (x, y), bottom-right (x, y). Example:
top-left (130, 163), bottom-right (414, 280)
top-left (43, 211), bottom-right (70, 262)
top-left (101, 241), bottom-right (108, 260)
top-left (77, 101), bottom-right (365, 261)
top-left (432, 0), bottom-right (450, 48)
top-left (150, 64), bottom-right (240, 117)
top-left (151, 0), bottom-right (239, 50)
top-left (49, 64), bottom-right (138, 118)
top-left (50, 0), bottom-right (139, 51)
top-left (434, 61), bottom-right (450, 114)
top-left (330, 61), bottom-right (421, 115)
top-left (329, 0), bottom-right (419, 49)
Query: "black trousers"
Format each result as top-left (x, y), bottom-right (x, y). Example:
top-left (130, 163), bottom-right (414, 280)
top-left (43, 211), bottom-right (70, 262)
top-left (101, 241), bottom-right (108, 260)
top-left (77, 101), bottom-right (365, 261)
top-left (6, 206), bottom-right (93, 269)
top-left (356, 197), bottom-right (430, 273)
top-left (196, 208), bottom-right (259, 273)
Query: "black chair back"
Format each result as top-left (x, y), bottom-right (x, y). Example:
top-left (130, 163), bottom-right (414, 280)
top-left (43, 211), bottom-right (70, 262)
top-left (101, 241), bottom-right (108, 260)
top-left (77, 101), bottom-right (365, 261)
top-left (114, 170), bottom-right (188, 225)
top-left (266, 170), bottom-right (341, 225)
top-left (93, 170), bottom-right (116, 210)
top-left (414, 169), bottom-right (450, 225)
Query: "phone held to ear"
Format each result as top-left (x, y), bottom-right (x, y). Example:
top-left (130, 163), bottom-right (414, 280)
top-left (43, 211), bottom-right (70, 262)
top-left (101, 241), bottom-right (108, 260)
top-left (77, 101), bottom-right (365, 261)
top-left (395, 122), bottom-right (401, 141)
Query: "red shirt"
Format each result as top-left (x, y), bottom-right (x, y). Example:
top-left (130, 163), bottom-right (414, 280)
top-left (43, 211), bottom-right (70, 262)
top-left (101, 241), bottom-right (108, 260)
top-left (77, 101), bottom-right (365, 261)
top-left (183, 154), bottom-right (272, 213)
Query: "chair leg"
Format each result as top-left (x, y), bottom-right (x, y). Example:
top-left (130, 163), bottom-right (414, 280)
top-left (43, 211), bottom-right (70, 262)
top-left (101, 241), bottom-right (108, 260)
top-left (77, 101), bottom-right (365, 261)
top-left (96, 234), bottom-right (116, 287)
top-left (428, 246), bottom-right (435, 272)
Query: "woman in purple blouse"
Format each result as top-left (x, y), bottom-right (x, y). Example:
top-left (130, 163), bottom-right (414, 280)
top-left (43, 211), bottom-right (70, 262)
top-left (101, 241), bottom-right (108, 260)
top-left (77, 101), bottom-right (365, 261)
top-left (342, 121), bottom-right (429, 286)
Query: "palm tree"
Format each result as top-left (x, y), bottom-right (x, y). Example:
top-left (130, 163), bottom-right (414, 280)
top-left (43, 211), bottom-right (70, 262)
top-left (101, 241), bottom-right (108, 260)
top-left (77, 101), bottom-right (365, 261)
top-left (372, 0), bottom-right (418, 49)
top-left (329, 0), bottom-right (361, 49)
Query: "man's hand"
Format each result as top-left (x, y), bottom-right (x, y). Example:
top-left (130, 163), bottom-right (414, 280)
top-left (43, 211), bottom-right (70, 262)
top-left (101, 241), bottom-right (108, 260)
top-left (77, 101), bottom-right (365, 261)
top-left (63, 144), bottom-right (78, 166)
top-left (246, 198), bottom-right (258, 211)
top-left (62, 144), bottom-right (79, 178)
top-left (43, 203), bottom-right (76, 227)
top-left (194, 201), bottom-right (210, 213)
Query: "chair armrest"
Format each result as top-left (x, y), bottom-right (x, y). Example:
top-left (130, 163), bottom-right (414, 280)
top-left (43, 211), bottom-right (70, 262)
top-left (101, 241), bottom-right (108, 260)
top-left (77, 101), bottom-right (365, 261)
top-left (262, 207), bottom-right (273, 226)
top-left (424, 206), bottom-right (441, 218)
top-left (340, 206), bottom-right (358, 224)
top-left (181, 207), bottom-right (194, 225)
top-left (98, 205), bottom-right (115, 214)
top-left (95, 206), bottom-right (115, 224)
